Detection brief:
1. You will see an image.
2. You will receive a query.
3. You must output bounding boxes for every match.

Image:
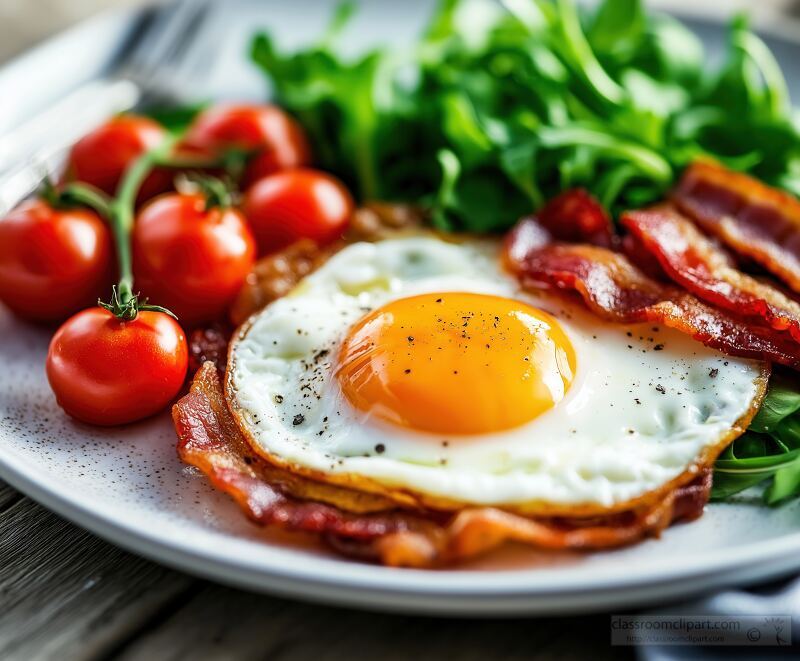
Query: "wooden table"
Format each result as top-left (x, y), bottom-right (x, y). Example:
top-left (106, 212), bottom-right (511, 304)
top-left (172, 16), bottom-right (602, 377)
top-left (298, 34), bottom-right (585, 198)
top-left (1, 1), bottom-right (799, 658)
top-left (0, 482), bottom-right (628, 660)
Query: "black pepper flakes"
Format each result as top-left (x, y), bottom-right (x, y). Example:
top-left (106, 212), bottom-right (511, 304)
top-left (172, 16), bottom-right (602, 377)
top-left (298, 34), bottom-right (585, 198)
top-left (709, 368), bottom-right (719, 378)
top-left (375, 443), bottom-right (386, 454)
top-left (653, 344), bottom-right (665, 351)
top-left (292, 414), bottom-right (305, 426)
top-left (273, 394), bottom-right (284, 404)
top-left (655, 384), bottom-right (666, 394)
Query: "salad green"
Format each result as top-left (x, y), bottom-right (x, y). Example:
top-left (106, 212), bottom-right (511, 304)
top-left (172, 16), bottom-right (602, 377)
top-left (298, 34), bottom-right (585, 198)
top-left (251, 0), bottom-right (800, 230)
top-left (713, 373), bottom-right (800, 504)
top-left (250, 0), bottom-right (800, 503)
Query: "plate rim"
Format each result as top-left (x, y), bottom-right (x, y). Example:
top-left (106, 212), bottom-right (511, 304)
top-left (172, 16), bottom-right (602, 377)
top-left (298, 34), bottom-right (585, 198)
top-left (4, 440), bottom-right (800, 615)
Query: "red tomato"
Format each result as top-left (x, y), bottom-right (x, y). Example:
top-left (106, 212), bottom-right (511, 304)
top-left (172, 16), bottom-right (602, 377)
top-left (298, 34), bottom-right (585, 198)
top-left (46, 307), bottom-right (188, 426)
top-left (0, 200), bottom-right (114, 322)
top-left (243, 168), bottom-right (354, 255)
top-left (180, 104), bottom-right (311, 185)
top-left (133, 193), bottom-right (256, 328)
top-left (67, 115), bottom-right (172, 202)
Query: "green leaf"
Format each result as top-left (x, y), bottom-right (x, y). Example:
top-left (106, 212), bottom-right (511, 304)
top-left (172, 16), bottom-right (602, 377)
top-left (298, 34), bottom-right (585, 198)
top-left (248, 0), bottom-right (800, 231)
top-left (322, 0), bottom-right (357, 46)
top-left (431, 149), bottom-right (461, 231)
top-left (733, 22), bottom-right (790, 121)
top-left (749, 372), bottom-right (800, 433)
top-left (642, 15), bottom-right (703, 85)
top-left (621, 69), bottom-right (688, 118)
top-left (440, 92), bottom-right (494, 167)
top-left (555, 0), bottom-right (626, 106)
top-left (588, 0), bottom-right (645, 61)
top-left (765, 458), bottom-right (800, 505)
top-left (143, 103), bottom-right (207, 134)
top-left (500, 141), bottom-right (544, 208)
top-left (711, 472), bottom-right (768, 501)
top-left (538, 124), bottom-right (672, 182)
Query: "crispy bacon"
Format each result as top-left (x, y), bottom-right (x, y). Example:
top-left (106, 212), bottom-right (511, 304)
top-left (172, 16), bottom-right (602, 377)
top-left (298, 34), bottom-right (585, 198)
top-left (621, 231), bottom-right (669, 281)
top-left (505, 238), bottom-right (800, 368)
top-left (673, 161), bottom-right (800, 293)
top-left (173, 363), bottom-right (713, 567)
top-left (623, 205), bottom-right (800, 346)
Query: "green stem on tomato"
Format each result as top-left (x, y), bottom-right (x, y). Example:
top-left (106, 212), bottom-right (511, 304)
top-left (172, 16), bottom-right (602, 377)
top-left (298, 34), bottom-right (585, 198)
top-left (182, 172), bottom-right (234, 211)
top-left (59, 183), bottom-right (114, 219)
top-left (152, 154), bottom-right (225, 170)
top-left (151, 148), bottom-right (253, 181)
top-left (109, 137), bottom-right (177, 307)
top-left (57, 137), bottom-right (245, 321)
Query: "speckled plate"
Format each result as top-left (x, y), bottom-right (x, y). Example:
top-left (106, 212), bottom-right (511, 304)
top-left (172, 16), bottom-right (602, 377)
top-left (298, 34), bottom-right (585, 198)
top-left (3, 1), bottom-right (800, 615)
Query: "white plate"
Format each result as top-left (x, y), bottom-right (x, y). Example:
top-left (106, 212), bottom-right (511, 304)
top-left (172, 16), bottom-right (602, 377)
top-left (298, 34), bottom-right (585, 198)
top-left (4, 1), bottom-right (800, 615)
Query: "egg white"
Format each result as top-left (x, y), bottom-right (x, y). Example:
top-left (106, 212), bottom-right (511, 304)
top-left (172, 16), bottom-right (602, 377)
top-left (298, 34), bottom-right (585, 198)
top-left (227, 236), bottom-right (766, 513)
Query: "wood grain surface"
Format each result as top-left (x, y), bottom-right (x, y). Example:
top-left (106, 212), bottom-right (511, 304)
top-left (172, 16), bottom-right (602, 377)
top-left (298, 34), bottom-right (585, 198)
top-left (0, 479), bottom-right (630, 661)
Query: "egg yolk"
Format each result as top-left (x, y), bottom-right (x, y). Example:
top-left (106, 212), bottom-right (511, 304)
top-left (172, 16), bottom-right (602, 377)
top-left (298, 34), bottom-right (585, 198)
top-left (336, 292), bottom-right (576, 435)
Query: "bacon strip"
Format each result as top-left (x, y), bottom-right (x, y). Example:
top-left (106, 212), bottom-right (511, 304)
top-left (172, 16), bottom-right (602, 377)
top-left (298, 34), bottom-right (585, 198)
top-left (623, 205), bottom-right (800, 346)
top-left (673, 161), bottom-right (800, 293)
top-left (504, 233), bottom-right (800, 368)
top-left (621, 231), bottom-right (669, 281)
top-left (174, 364), bottom-right (412, 530)
top-left (174, 363), bottom-right (712, 567)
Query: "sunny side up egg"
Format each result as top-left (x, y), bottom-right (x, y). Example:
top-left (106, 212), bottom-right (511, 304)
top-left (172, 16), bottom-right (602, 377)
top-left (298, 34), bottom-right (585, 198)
top-left (227, 236), bottom-right (767, 516)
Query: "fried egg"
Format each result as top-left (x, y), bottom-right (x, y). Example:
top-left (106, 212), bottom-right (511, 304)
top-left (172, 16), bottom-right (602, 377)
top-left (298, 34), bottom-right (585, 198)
top-left (227, 236), bottom-right (767, 515)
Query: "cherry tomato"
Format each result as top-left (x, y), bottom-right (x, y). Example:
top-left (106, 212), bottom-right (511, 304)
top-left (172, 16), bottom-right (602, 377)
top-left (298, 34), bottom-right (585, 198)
top-left (67, 115), bottom-right (172, 202)
top-left (243, 168), bottom-right (354, 255)
top-left (0, 200), bottom-right (114, 322)
top-left (180, 104), bottom-right (311, 185)
top-left (133, 193), bottom-right (256, 328)
top-left (46, 307), bottom-right (188, 426)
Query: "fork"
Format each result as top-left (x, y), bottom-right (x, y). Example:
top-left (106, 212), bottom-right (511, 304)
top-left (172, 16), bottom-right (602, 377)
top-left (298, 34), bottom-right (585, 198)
top-left (0, 0), bottom-right (214, 215)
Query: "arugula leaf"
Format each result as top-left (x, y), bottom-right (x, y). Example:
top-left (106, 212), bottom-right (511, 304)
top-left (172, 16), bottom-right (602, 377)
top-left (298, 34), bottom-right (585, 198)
top-left (638, 15), bottom-right (703, 86)
top-left (250, 0), bottom-right (800, 232)
top-left (712, 373), bottom-right (800, 504)
top-left (588, 0), bottom-right (645, 63)
top-left (749, 372), bottom-right (800, 434)
top-left (766, 460), bottom-right (800, 505)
